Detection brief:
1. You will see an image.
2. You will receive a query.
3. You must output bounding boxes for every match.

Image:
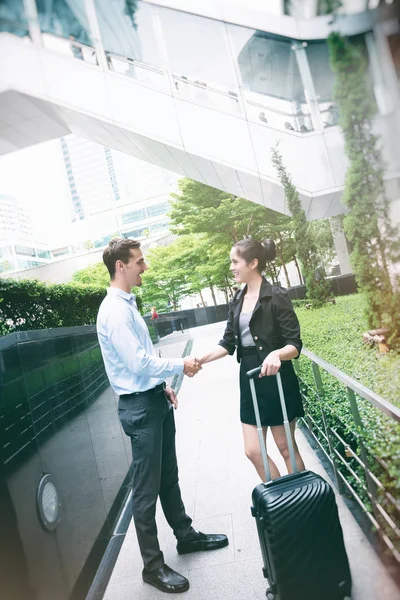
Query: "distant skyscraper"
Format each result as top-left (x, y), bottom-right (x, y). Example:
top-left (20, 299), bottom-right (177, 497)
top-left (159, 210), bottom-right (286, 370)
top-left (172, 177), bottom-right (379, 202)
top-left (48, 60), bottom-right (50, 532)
top-left (0, 194), bottom-right (51, 273)
top-left (59, 135), bottom-right (180, 249)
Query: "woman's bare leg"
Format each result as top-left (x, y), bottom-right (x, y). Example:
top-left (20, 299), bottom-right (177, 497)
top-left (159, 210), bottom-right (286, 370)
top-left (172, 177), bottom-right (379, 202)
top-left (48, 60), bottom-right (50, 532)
top-left (242, 423), bottom-right (281, 481)
top-left (270, 419), bottom-right (305, 473)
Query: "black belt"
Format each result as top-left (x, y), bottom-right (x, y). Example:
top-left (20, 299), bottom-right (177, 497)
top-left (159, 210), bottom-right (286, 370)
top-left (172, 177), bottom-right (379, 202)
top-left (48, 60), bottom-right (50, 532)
top-left (120, 382), bottom-right (166, 398)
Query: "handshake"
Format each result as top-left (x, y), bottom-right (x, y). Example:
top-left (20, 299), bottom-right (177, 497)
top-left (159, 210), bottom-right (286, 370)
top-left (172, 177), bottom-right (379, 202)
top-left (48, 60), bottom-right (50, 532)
top-left (183, 357), bottom-right (203, 377)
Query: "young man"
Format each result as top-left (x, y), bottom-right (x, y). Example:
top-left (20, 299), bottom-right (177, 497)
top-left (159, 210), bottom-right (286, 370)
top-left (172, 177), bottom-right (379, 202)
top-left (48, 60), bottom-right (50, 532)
top-left (96, 238), bottom-right (228, 593)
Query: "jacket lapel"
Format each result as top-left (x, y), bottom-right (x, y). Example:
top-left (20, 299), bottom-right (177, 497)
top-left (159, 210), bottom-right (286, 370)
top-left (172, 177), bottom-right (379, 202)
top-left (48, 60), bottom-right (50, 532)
top-left (231, 286), bottom-right (245, 335)
top-left (250, 278), bottom-right (273, 324)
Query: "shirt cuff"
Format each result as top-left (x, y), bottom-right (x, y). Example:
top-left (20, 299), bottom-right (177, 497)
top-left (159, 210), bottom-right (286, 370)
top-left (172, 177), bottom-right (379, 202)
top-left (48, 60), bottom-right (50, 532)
top-left (169, 358), bottom-right (185, 374)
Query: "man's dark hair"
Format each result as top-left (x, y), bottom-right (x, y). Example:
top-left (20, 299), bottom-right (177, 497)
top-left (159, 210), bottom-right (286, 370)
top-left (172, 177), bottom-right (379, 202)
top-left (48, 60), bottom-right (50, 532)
top-left (103, 238), bottom-right (141, 279)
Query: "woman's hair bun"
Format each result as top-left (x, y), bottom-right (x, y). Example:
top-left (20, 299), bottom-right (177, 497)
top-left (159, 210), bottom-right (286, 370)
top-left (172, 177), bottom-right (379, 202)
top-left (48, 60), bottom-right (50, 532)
top-left (261, 239), bottom-right (276, 262)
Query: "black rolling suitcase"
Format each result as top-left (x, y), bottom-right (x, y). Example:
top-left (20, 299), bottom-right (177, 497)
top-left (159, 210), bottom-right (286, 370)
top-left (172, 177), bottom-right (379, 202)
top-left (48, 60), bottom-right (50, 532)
top-left (247, 367), bottom-right (352, 600)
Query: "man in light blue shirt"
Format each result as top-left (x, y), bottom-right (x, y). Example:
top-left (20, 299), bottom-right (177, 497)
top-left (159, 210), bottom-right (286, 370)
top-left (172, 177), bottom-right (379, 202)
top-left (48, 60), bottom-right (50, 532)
top-left (97, 238), bottom-right (228, 594)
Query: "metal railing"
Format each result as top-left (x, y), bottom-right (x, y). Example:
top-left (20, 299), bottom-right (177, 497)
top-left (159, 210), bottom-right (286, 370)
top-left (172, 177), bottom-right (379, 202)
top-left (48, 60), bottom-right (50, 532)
top-left (295, 348), bottom-right (400, 563)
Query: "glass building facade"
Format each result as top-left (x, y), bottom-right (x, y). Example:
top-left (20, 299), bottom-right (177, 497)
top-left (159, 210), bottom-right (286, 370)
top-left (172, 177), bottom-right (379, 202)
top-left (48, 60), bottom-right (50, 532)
top-left (2, 0), bottom-right (397, 139)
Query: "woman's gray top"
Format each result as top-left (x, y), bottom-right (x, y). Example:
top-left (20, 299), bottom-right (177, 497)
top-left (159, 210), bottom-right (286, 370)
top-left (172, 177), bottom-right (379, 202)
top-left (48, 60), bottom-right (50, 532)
top-left (239, 311), bottom-right (255, 347)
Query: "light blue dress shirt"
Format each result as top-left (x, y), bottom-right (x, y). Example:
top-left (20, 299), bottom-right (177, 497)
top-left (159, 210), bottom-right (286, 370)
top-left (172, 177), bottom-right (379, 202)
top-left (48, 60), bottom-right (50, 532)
top-left (96, 287), bottom-right (184, 395)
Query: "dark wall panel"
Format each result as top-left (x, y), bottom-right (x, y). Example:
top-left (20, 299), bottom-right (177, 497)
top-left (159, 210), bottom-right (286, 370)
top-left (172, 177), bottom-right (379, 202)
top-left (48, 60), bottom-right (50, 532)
top-left (0, 326), bottom-right (130, 600)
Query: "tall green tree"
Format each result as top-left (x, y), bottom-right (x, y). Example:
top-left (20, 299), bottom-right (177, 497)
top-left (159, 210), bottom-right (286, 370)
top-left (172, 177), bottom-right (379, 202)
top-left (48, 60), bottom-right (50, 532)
top-left (170, 179), bottom-right (276, 244)
top-left (327, 32), bottom-right (400, 343)
top-left (169, 178), bottom-right (302, 286)
top-left (141, 235), bottom-right (233, 309)
top-left (272, 146), bottom-right (332, 307)
top-left (73, 262), bottom-right (109, 287)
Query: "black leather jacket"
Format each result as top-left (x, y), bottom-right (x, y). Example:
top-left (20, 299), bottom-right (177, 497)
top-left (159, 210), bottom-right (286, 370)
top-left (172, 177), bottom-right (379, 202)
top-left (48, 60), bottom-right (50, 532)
top-left (218, 277), bottom-right (302, 363)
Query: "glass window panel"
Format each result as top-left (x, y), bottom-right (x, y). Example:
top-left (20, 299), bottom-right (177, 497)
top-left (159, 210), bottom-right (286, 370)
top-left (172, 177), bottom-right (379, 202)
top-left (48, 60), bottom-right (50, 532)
top-left (122, 208), bottom-right (146, 224)
top-left (159, 7), bottom-right (240, 115)
top-left (159, 8), bottom-right (237, 90)
top-left (36, 0), bottom-right (91, 45)
top-left (306, 42), bottom-right (334, 103)
top-left (146, 202), bottom-right (170, 218)
top-left (96, 0), bottom-right (161, 66)
top-left (150, 220), bottom-right (169, 233)
top-left (0, 0), bottom-right (28, 36)
top-left (122, 226), bottom-right (149, 238)
top-left (230, 25), bottom-right (310, 132)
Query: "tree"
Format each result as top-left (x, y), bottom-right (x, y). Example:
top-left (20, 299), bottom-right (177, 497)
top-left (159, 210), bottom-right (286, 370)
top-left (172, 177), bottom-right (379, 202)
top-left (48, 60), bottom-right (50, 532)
top-left (272, 145), bottom-right (332, 307)
top-left (170, 179), bottom-right (278, 244)
top-left (83, 240), bottom-right (94, 251)
top-left (327, 32), bottom-right (400, 343)
top-left (141, 235), bottom-right (233, 309)
top-left (141, 240), bottom-right (192, 311)
top-left (169, 178), bottom-right (305, 288)
top-left (73, 262), bottom-right (109, 287)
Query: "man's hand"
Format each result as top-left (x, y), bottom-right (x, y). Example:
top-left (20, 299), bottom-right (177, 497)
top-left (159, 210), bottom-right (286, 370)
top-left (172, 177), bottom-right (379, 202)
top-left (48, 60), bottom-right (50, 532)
top-left (183, 357), bottom-right (202, 377)
top-left (260, 352), bottom-right (281, 377)
top-left (165, 386), bottom-right (178, 409)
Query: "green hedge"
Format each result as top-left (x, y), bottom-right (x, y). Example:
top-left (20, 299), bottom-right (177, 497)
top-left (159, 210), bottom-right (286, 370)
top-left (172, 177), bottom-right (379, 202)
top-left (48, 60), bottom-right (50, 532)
top-left (0, 278), bottom-right (106, 335)
top-left (295, 294), bottom-right (400, 556)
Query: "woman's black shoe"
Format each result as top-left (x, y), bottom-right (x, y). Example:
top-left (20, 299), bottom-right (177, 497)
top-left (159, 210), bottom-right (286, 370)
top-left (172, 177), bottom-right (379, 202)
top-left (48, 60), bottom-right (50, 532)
top-left (142, 564), bottom-right (189, 594)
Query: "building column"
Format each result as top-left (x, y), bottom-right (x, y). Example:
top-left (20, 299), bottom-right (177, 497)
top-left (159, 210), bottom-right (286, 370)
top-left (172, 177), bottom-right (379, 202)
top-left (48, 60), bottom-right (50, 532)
top-left (83, 0), bottom-right (108, 70)
top-left (292, 41), bottom-right (324, 132)
top-left (23, 0), bottom-right (42, 46)
top-left (332, 217), bottom-right (352, 275)
top-left (371, 22), bottom-right (400, 115)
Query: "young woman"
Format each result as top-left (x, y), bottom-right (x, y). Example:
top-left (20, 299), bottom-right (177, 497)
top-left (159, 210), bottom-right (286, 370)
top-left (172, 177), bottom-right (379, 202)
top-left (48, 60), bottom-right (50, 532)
top-left (197, 239), bottom-right (305, 480)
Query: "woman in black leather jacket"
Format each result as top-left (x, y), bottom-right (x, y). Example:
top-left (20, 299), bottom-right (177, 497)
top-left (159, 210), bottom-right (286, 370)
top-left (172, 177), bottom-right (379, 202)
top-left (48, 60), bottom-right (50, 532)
top-left (197, 238), bottom-right (305, 480)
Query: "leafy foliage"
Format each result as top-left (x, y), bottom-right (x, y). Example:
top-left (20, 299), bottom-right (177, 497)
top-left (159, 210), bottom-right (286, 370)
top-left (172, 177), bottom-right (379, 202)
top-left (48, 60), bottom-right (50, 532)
top-left (141, 234), bottom-right (232, 310)
top-left (327, 32), bottom-right (400, 346)
top-left (169, 177), bottom-right (335, 289)
top-left (0, 278), bottom-right (107, 335)
top-left (272, 146), bottom-right (332, 306)
top-left (169, 178), bottom-right (275, 244)
top-left (73, 261), bottom-right (110, 287)
top-left (295, 294), bottom-right (400, 555)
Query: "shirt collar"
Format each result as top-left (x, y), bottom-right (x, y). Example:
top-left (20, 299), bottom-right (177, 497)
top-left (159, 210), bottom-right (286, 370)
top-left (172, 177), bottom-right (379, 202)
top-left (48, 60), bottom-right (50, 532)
top-left (107, 287), bottom-right (136, 302)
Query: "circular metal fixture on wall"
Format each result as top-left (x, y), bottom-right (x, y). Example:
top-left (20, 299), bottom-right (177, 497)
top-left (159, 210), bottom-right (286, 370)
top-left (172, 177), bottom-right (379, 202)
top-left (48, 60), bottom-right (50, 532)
top-left (36, 474), bottom-right (61, 531)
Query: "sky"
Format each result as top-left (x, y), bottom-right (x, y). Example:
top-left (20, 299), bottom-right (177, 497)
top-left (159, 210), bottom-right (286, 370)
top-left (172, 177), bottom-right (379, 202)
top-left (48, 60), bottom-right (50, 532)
top-left (0, 139), bottom-right (72, 246)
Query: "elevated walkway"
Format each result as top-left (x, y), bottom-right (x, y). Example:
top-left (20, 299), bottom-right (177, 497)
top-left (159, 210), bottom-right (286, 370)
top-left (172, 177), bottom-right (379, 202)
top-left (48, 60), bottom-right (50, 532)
top-left (1, 1), bottom-right (399, 220)
top-left (103, 322), bottom-right (399, 600)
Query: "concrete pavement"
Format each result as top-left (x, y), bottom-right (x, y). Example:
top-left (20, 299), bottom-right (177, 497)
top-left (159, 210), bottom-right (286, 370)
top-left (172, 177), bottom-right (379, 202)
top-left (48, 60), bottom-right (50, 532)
top-left (104, 322), bottom-right (399, 600)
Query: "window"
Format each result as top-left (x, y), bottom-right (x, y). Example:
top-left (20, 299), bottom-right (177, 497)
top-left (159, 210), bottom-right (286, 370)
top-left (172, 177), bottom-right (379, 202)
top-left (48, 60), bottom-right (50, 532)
top-left (146, 201), bottom-right (170, 218)
top-left (122, 226), bottom-right (149, 238)
top-left (0, 0), bottom-right (29, 37)
top-left (150, 220), bottom-right (169, 233)
top-left (36, 0), bottom-right (92, 45)
top-left (122, 208), bottom-right (146, 224)
top-left (15, 245), bottom-right (35, 256)
top-left (96, 0), bottom-right (162, 67)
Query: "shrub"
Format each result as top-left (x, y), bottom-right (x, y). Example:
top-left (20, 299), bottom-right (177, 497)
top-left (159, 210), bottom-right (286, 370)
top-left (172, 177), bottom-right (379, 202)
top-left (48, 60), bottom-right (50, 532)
top-left (295, 294), bottom-right (400, 557)
top-left (0, 279), bottom-right (107, 335)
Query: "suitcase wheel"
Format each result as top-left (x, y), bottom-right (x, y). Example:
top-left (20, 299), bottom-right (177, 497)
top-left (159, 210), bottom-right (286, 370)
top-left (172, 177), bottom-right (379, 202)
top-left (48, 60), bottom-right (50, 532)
top-left (266, 588), bottom-right (276, 600)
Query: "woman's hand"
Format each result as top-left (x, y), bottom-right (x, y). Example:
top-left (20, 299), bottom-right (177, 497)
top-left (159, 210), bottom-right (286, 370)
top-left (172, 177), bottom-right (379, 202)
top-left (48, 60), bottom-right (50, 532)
top-left (260, 352), bottom-right (281, 377)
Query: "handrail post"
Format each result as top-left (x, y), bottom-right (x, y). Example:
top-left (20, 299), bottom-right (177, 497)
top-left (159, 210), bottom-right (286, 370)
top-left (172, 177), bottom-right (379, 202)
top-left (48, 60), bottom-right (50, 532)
top-left (312, 362), bottom-right (344, 493)
top-left (347, 387), bottom-right (379, 519)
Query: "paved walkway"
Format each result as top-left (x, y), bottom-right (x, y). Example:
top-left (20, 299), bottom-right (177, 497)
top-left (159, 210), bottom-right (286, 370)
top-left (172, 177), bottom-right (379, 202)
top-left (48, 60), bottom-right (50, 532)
top-left (104, 323), bottom-right (399, 600)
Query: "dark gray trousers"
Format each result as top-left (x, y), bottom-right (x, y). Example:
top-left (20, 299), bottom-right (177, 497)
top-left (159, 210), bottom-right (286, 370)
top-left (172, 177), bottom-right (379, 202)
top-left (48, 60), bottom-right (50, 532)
top-left (118, 390), bottom-right (194, 571)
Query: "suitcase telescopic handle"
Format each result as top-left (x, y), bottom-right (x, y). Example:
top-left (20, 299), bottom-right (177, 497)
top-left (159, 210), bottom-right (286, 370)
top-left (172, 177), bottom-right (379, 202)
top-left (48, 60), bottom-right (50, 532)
top-left (246, 366), bottom-right (262, 379)
top-left (246, 367), bottom-right (299, 481)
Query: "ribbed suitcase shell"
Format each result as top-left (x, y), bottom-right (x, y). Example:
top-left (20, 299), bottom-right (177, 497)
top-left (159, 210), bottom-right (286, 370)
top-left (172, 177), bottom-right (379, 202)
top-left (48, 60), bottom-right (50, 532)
top-left (252, 470), bottom-right (352, 600)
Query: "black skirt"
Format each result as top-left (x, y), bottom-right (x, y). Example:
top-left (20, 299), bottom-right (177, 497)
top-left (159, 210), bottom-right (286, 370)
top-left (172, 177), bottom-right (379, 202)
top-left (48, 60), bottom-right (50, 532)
top-left (239, 347), bottom-right (304, 427)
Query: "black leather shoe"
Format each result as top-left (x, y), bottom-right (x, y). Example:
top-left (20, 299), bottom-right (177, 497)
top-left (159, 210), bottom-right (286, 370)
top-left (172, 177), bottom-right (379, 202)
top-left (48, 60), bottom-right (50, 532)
top-left (177, 531), bottom-right (229, 555)
top-left (142, 564), bottom-right (189, 593)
